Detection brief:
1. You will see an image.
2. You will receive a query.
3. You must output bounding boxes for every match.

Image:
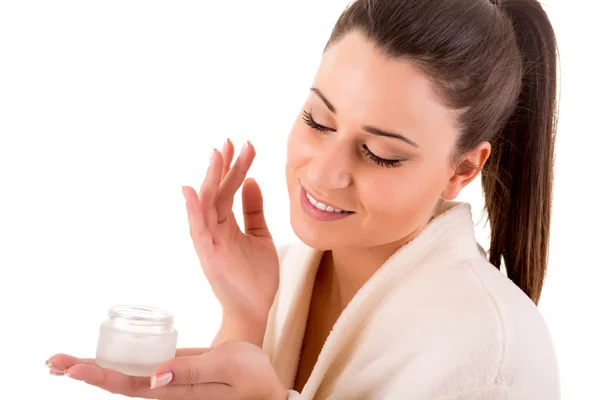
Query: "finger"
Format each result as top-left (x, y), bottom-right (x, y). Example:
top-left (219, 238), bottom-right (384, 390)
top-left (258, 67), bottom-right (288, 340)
top-left (65, 364), bottom-right (196, 400)
top-left (175, 347), bottom-right (212, 357)
top-left (46, 354), bottom-right (95, 372)
top-left (62, 354), bottom-right (230, 399)
top-left (242, 178), bottom-right (272, 238)
top-left (183, 148), bottom-right (223, 249)
top-left (183, 185), bottom-right (214, 253)
top-left (220, 138), bottom-right (234, 182)
top-left (151, 353), bottom-right (231, 388)
top-left (65, 363), bottom-right (153, 398)
top-left (198, 148), bottom-right (225, 234)
top-left (215, 141), bottom-right (256, 222)
top-left (49, 369), bottom-right (66, 376)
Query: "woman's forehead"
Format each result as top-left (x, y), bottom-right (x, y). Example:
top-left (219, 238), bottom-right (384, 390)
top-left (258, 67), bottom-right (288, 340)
top-left (311, 32), bottom-right (458, 146)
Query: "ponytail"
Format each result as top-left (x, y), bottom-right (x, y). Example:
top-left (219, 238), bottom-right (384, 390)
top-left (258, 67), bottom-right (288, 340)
top-left (482, 0), bottom-right (559, 305)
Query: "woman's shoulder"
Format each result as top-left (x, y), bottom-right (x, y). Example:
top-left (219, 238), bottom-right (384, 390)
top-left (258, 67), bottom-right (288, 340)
top-left (457, 256), bottom-right (560, 389)
top-left (370, 255), bottom-right (559, 395)
top-left (440, 255), bottom-right (555, 354)
top-left (462, 256), bottom-right (549, 333)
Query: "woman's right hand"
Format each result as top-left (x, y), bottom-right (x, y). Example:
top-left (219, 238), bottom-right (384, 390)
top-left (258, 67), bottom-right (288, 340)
top-left (182, 139), bottom-right (279, 346)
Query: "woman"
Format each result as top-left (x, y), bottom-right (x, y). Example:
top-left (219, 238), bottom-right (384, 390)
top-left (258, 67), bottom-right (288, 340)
top-left (46, 0), bottom-right (560, 398)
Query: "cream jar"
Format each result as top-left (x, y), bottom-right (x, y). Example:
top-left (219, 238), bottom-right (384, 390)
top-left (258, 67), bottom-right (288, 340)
top-left (95, 305), bottom-right (178, 377)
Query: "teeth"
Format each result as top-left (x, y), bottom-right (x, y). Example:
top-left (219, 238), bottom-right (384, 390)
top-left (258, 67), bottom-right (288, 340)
top-left (315, 202), bottom-right (327, 211)
top-left (306, 191), bottom-right (347, 213)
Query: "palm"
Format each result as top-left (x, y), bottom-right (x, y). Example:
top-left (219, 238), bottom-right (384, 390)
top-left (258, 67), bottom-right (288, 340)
top-left (205, 231), bottom-right (279, 320)
top-left (182, 139), bottom-right (280, 321)
top-left (46, 343), bottom-right (286, 400)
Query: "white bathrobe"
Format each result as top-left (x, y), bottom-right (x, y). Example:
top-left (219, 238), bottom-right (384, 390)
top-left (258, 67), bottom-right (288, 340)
top-left (263, 201), bottom-right (560, 399)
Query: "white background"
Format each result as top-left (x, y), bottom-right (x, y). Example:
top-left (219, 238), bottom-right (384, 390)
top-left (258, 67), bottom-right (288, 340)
top-left (0, 1), bottom-right (597, 399)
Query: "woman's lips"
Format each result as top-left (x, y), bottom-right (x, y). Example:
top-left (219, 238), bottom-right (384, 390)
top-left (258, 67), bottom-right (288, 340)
top-left (300, 186), bottom-right (354, 222)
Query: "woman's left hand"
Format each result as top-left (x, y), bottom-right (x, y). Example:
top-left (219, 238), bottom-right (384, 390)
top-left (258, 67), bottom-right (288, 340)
top-left (46, 341), bottom-right (288, 400)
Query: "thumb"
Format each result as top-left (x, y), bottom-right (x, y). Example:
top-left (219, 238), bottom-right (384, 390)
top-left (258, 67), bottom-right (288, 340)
top-left (241, 178), bottom-right (272, 238)
top-left (150, 350), bottom-right (220, 389)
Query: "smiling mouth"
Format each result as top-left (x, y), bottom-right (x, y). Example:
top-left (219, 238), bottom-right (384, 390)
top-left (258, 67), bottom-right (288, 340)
top-left (303, 187), bottom-right (354, 214)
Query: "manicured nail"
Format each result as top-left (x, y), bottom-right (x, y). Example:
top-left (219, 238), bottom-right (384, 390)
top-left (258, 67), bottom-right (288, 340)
top-left (222, 138), bottom-right (229, 151)
top-left (210, 148), bottom-right (217, 164)
top-left (64, 370), bottom-right (73, 378)
top-left (150, 371), bottom-right (173, 389)
top-left (50, 369), bottom-right (65, 376)
top-left (46, 361), bottom-right (64, 374)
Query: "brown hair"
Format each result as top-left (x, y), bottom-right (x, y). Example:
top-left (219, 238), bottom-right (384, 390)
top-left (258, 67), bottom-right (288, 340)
top-left (325, 0), bottom-right (559, 305)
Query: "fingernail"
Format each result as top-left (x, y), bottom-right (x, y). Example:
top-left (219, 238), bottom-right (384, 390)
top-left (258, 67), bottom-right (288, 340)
top-left (46, 361), bottom-right (64, 373)
top-left (150, 371), bottom-right (173, 389)
top-left (64, 370), bottom-right (74, 378)
top-left (222, 138), bottom-right (229, 150)
top-left (50, 369), bottom-right (65, 376)
top-left (241, 140), bottom-right (250, 153)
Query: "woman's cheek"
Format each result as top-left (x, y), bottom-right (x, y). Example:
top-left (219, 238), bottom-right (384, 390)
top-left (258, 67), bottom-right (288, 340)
top-left (359, 169), bottom-right (431, 218)
top-left (288, 122), bottom-right (319, 164)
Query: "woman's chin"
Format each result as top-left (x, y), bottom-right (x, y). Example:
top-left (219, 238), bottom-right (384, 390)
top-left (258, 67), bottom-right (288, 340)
top-left (290, 214), bottom-right (345, 251)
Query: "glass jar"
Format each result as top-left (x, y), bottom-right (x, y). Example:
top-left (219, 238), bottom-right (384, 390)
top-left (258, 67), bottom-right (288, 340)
top-left (95, 305), bottom-right (178, 377)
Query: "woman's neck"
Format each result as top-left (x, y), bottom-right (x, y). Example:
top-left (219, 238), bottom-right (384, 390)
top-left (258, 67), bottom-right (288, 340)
top-left (324, 237), bottom-right (414, 307)
top-left (321, 204), bottom-right (441, 308)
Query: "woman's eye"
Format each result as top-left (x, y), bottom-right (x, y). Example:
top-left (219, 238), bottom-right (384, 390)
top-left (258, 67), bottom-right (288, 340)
top-left (361, 145), bottom-right (406, 168)
top-left (302, 110), bottom-right (405, 168)
top-left (302, 110), bottom-right (333, 133)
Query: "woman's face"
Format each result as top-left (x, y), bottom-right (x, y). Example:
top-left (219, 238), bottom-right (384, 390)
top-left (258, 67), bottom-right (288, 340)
top-left (286, 31), bottom-right (479, 251)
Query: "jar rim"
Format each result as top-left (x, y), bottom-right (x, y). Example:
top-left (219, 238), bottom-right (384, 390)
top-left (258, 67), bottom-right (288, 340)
top-left (108, 305), bottom-right (173, 326)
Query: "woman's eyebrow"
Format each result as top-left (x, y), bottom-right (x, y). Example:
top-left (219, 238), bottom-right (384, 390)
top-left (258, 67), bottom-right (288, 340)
top-left (310, 87), bottom-right (419, 148)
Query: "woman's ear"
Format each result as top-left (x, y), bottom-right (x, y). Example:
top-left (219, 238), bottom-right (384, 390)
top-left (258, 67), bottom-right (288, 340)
top-left (441, 141), bottom-right (491, 200)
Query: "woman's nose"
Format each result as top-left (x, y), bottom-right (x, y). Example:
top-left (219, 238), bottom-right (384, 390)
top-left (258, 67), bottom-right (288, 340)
top-left (305, 143), bottom-right (352, 190)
